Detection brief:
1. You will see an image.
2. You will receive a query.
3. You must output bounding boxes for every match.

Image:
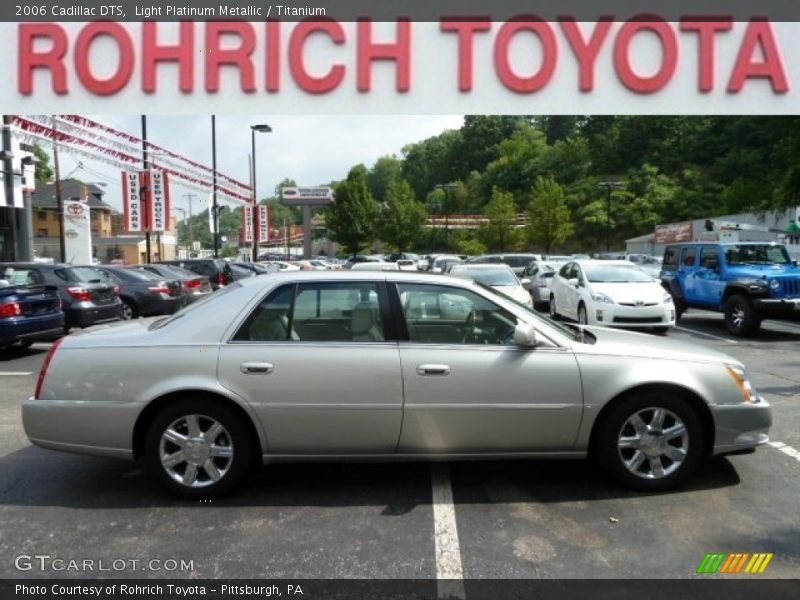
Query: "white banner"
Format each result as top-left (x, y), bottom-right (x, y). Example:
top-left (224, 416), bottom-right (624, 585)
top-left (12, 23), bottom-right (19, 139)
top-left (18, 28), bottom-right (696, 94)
top-left (0, 170), bottom-right (6, 208)
top-left (148, 169), bottom-right (170, 232)
top-left (10, 138), bottom-right (23, 208)
top-left (207, 193), bottom-right (218, 234)
top-left (63, 200), bottom-right (92, 264)
top-left (122, 171), bottom-right (143, 232)
top-left (256, 205), bottom-right (269, 243)
top-left (241, 206), bottom-right (254, 244)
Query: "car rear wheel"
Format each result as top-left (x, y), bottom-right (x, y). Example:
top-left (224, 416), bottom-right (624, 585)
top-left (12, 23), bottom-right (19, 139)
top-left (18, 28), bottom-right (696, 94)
top-left (144, 399), bottom-right (255, 498)
top-left (594, 393), bottom-right (703, 491)
top-left (723, 294), bottom-right (761, 337)
top-left (121, 299), bottom-right (137, 320)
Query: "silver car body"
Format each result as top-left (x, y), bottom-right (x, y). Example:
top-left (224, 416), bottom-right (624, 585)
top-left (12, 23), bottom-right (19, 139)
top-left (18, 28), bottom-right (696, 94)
top-left (24, 271), bottom-right (770, 463)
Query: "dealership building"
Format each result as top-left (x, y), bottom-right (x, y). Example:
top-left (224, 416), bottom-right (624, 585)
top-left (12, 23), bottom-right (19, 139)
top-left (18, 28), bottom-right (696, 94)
top-left (626, 209), bottom-right (800, 257)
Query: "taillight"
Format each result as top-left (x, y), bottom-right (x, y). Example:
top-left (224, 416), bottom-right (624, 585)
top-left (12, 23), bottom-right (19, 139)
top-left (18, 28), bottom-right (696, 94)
top-left (34, 337), bottom-right (63, 400)
top-left (183, 279), bottom-right (202, 289)
top-left (148, 282), bottom-right (170, 294)
top-left (213, 272), bottom-right (227, 286)
top-left (0, 301), bottom-right (22, 318)
top-left (66, 287), bottom-right (92, 301)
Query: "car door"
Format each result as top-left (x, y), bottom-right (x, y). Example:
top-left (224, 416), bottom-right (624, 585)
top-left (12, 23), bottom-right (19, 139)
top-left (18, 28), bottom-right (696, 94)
top-left (217, 280), bottom-right (404, 454)
top-left (553, 263), bottom-right (572, 314)
top-left (393, 282), bottom-right (583, 453)
top-left (561, 262), bottom-right (580, 319)
top-left (694, 246), bottom-right (725, 305)
top-left (679, 246), bottom-right (699, 302)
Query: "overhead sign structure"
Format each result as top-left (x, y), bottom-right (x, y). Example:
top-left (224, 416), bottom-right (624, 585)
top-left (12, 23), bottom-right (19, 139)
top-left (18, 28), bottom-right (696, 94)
top-left (121, 169), bottom-right (171, 233)
top-left (281, 186), bottom-right (334, 207)
top-left (63, 200), bottom-right (92, 264)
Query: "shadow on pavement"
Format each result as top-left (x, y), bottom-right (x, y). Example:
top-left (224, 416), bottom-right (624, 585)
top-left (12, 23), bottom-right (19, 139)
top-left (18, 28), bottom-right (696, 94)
top-left (679, 315), bottom-right (800, 343)
top-left (0, 445), bottom-right (741, 509)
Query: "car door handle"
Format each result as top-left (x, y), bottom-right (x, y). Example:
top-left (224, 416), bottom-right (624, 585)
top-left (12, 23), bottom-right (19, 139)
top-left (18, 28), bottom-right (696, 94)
top-left (240, 362), bottom-right (274, 375)
top-left (416, 364), bottom-right (451, 376)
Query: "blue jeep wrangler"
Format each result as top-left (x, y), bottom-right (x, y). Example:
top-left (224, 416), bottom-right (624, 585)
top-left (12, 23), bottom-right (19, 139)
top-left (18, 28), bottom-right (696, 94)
top-left (660, 242), bottom-right (800, 336)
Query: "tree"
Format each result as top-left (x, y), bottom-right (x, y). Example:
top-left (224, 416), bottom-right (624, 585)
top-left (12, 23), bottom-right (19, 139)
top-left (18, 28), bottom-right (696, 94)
top-left (368, 156), bottom-right (402, 201)
top-left (32, 145), bottom-right (53, 184)
top-left (527, 177), bottom-right (574, 254)
top-left (324, 165), bottom-right (379, 257)
top-left (377, 179), bottom-right (427, 253)
top-left (480, 188), bottom-right (520, 251)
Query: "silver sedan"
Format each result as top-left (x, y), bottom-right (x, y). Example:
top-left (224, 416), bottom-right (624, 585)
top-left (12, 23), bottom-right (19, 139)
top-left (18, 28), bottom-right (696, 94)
top-left (24, 271), bottom-right (771, 497)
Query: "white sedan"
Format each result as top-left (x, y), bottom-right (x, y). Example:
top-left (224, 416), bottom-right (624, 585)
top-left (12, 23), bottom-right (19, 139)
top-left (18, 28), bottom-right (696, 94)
top-left (449, 263), bottom-right (532, 307)
top-left (549, 260), bottom-right (675, 333)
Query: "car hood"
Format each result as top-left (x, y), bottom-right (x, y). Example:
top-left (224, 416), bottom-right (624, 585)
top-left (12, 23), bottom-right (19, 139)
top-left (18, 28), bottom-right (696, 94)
top-left (726, 264), bottom-right (800, 279)
top-left (493, 285), bottom-right (530, 304)
top-left (573, 326), bottom-right (739, 365)
top-left (589, 281), bottom-right (664, 304)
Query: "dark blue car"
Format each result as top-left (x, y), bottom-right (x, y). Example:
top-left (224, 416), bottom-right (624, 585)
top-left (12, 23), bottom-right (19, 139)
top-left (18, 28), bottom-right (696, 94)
top-left (0, 275), bottom-right (64, 351)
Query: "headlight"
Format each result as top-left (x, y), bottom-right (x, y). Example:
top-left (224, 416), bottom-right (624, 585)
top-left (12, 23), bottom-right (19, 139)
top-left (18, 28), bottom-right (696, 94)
top-left (726, 365), bottom-right (758, 403)
top-left (662, 292), bottom-right (674, 304)
top-left (591, 292), bottom-right (614, 304)
top-left (769, 279), bottom-right (780, 291)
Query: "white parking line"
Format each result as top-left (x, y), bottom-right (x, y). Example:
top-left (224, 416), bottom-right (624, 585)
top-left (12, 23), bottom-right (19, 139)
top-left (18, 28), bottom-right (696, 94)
top-left (769, 441), bottom-right (800, 464)
top-left (0, 372), bottom-right (33, 376)
top-left (674, 325), bottom-right (739, 344)
top-left (431, 464), bottom-right (465, 600)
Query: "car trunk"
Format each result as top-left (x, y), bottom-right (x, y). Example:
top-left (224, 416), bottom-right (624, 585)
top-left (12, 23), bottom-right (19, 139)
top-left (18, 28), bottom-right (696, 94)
top-left (2, 285), bottom-right (61, 316)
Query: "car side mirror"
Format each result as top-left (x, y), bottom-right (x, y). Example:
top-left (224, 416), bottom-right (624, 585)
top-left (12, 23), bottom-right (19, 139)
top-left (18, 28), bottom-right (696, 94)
top-left (513, 323), bottom-right (538, 347)
top-left (567, 277), bottom-right (579, 288)
top-left (520, 278), bottom-right (532, 290)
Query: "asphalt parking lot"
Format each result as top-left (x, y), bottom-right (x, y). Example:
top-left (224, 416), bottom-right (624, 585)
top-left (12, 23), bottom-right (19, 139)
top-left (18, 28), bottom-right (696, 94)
top-left (0, 311), bottom-right (798, 581)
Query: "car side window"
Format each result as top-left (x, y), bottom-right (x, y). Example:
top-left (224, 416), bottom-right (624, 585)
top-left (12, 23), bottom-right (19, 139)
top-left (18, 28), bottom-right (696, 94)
top-left (700, 247), bottom-right (720, 269)
top-left (233, 285), bottom-right (296, 342)
top-left (397, 283), bottom-right (519, 346)
top-left (680, 247), bottom-right (697, 267)
top-left (234, 282), bottom-right (386, 343)
top-left (559, 263), bottom-right (572, 278)
top-left (663, 247), bottom-right (679, 268)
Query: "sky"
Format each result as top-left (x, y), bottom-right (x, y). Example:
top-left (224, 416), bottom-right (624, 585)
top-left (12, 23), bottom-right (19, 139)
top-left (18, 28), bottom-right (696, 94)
top-left (48, 115), bottom-right (464, 218)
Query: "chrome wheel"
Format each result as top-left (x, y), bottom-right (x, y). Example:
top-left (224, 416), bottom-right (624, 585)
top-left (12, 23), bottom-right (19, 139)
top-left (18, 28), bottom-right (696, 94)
top-left (730, 304), bottom-right (745, 329)
top-left (617, 407), bottom-right (688, 480)
top-left (121, 301), bottom-right (134, 320)
top-left (159, 414), bottom-right (234, 488)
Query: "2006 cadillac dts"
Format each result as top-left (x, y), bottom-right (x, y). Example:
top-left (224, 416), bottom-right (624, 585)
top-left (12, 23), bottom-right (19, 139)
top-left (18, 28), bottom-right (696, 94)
top-left (23, 271), bottom-right (772, 497)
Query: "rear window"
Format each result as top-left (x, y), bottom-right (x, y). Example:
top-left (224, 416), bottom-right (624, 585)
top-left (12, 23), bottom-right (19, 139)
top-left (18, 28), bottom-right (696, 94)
top-left (65, 266), bottom-right (112, 283)
top-left (0, 267), bottom-right (44, 286)
top-left (503, 256), bottom-right (534, 268)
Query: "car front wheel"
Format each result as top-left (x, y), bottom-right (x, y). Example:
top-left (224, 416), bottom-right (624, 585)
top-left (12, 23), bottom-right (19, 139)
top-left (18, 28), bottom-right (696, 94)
top-left (144, 399), bottom-right (255, 497)
top-left (723, 294), bottom-right (761, 337)
top-left (594, 393), bottom-right (703, 491)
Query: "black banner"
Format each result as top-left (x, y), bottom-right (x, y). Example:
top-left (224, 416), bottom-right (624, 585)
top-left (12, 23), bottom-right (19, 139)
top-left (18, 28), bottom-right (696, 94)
top-left (5, 1), bottom-right (800, 22)
top-left (3, 579), bottom-right (800, 600)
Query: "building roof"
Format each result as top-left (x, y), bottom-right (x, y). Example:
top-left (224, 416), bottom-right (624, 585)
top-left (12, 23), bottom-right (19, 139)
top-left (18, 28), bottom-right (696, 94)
top-left (31, 179), bottom-right (116, 212)
top-left (626, 233), bottom-right (656, 243)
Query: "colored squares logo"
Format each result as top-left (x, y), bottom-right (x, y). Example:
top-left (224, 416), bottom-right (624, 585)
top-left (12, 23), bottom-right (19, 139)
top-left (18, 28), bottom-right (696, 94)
top-left (697, 553), bottom-right (773, 574)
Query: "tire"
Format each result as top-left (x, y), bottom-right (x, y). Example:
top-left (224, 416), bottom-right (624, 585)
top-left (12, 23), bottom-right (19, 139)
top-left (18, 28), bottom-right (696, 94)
top-left (673, 297), bottom-right (687, 320)
top-left (18, 340), bottom-right (34, 349)
top-left (723, 294), bottom-right (761, 337)
top-left (578, 303), bottom-right (588, 325)
top-left (121, 299), bottom-right (137, 321)
top-left (549, 295), bottom-right (560, 320)
top-left (144, 398), bottom-right (256, 498)
top-left (594, 392), bottom-right (704, 491)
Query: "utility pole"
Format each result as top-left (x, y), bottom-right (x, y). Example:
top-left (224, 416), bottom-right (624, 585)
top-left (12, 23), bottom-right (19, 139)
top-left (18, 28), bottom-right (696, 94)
top-left (141, 115), bottom-right (151, 263)
top-left (1, 116), bottom-right (17, 262)
top-left (183, 193), bottom-right (196, 257)
top-left (51, 117), bottom-right (66, 262)
top-left (212, 115), bottom-right (220, 259)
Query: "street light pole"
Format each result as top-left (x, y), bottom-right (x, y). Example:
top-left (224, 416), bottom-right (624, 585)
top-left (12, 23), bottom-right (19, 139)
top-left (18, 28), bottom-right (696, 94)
top-left (598, 181), bottom-right (623, 253)
top-left (250, 123), bottom-right (272, 262)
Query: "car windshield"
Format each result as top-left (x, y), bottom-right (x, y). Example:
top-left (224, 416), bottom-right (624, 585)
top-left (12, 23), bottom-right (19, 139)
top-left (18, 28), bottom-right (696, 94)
top-left (68, 266), bottom-right (111, 283)
top-left (724, 244), bottom-right (791, 265)
top-left (117, 268), bottom-right (160, 281)
top-left (584, 265), bottom-right (653, 283)
top-left (503, 256), bottom-right (534, 267)
top-left (0, 267), bottom-right (42, 286)
top-left (452, 267), bottom-right (518, 286)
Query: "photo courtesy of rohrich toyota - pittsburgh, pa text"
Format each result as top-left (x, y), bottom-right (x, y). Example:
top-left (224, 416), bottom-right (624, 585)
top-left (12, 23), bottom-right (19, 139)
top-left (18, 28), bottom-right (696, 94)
top-left (0, 1), bottom-right (799, 599)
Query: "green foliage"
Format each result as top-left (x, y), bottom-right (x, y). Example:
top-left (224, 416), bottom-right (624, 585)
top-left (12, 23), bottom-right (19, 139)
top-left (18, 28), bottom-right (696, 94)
top-left (368, 156), bottom-right (403, 201)
top-left (32, 145), bottom-right (53, 184)
top-left (377, 179), bottom-right (427, 253)
top-left (324, 165), bottom-right (380, 257)
top-left (455, 237), bottom-right (487, 256)
top-left (480, 188), bottom-right (521, 252)
top-left (527, 177), bottom-right (574, 254)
